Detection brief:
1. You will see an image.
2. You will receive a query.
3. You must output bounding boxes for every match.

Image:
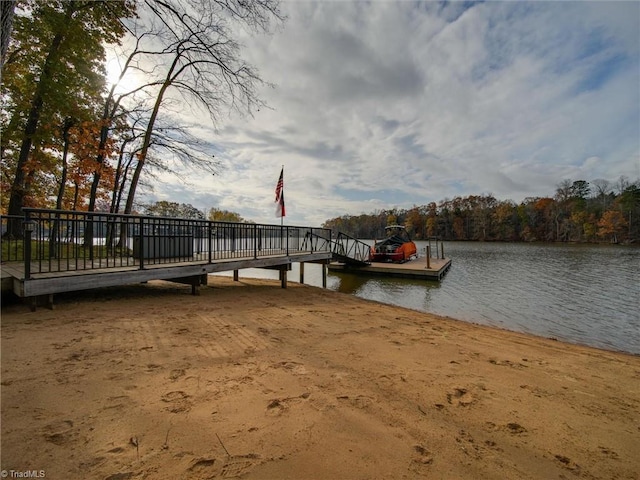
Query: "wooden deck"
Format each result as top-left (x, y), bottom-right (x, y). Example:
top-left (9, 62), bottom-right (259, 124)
top-left (1, 250), bottom-right (332, 300)
top-left (1, 210), bottom-right (339, 306)
top-left (328, 256), bottom-right (452, 281)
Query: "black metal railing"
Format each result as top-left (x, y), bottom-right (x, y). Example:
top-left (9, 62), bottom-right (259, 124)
top-left (0, 215), bottom-right (23, 262)
top-left (1, 209), bottom-right (332, 279)
top-left (332, 232), bottom-right (371, 265)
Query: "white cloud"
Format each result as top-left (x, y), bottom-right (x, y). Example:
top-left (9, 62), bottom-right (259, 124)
top-left (142, 1), bottom-right (640, 227)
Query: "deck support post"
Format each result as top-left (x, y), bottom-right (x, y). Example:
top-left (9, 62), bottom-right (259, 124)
top-left (280, 267), bottom-right (287, 288)
top-left (166, 274), bottom-right (208, 295)
top-left (26, 294), bottom-right (54, 311)
top-left (322, 262), bottom-right (327, 288)
top-left (233, 270), bottom-right (239, 282)
top-left (299, 262), bottom-right (305, 284)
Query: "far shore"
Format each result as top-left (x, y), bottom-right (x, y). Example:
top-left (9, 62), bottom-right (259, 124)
top-left (1, 277), bottom-right (639, 479)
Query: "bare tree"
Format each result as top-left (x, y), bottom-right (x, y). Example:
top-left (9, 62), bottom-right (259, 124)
top-left (86, 30), bottom-right (166, 216)
top-left (122, 0), bottom-right (283, 214)
top-left (591, 178), bottom-right (611, 210)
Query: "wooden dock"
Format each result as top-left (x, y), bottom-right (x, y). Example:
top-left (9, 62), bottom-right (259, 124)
top-left (2, 251), bottom-right (332, 299)
top-left (1, 209), bottom-right (451, 308)
top-left (1, 209), bottom-right (335, 307)
top-left (328, 256), bottom-right (452, 281)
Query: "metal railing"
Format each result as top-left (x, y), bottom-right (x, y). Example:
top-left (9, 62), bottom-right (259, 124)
top-left (332, 232), bottom-right (371, 265)
top-left (1, 209), bottom-right (332, 279)
top-left (0, 215), bottom-right (23, 262)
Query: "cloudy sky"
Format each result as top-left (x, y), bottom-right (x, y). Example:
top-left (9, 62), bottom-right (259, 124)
top-left (147, 1), bottom-right (639, 227)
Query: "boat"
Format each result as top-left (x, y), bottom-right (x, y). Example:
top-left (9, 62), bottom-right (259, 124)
top-left (369, 225), bottom-right (417, 263)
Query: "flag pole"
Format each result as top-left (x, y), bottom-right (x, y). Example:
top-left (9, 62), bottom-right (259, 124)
top-left (281, 165), bottom-right (284, 227)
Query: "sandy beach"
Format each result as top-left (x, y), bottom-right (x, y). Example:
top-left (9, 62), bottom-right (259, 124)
top-left (1, 277), bottom-right (639, 479)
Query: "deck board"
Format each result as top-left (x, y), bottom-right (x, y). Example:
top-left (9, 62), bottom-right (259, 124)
top-left (2, 251), bottom-right (332, 298)
top-left (328, 256), bottom-right (452, 280)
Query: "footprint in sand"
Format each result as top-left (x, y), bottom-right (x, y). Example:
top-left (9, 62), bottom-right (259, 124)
top-left (43, 419), bottom-right (76, 445)
top-left (266, 392), bottom-right (311, 416)
top-left (272, 361), bottom-right (309, 375)
top-left (221, 454), bottom-right (260, 478)
top-left (409, 444), bottom-right (434, 475)
top-left (412, 444), bottom-right (434, 465)
top-left (446, 387), bottom-right (475, 407)
top-left (169, 368), bottom-right (186, 381)
top-left (554, 454), bottom-right (581, 473)
top-left (187, 454), bottom-right (259, 478)
top-left (336, 393), bottom-right (376, 410)
top-left (505, 422), bottom-right (527, 434)
top-left (161, 391), bottom-right (192, 413)
top-left (189, 457), bottom-right (216, 472)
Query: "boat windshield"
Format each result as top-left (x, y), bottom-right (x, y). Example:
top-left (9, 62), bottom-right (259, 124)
top-left (384, 225), bottom-right (411, 242)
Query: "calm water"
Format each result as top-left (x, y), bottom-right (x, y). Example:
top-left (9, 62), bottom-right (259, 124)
top-left (215, 242), bottom-right (640, 354)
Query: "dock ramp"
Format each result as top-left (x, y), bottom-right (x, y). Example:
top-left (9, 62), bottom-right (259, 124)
top-left (307, 231), bottom-right (370, 266)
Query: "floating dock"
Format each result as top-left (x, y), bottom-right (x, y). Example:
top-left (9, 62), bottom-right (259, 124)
top-left (328, 256), bottom-right (452, 281)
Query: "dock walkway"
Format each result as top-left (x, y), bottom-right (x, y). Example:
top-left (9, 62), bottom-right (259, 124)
top-left (1, 209), bottom-right (333, 306)
top-left (2, 210), bottom-right (451, 308)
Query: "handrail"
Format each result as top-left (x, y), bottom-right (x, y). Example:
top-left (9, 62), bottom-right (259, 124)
top-left (333, 232), bottom-right (371, 265)
top-left (1, 209), bottom-right (332, 278)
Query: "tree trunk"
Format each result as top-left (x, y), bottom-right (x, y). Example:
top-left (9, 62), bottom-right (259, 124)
top-left (6, 7), bottom-right (71, 236)
top-left (1, 0), bottom-right (16, 65)
top-left (49, 118), bottom-right (73, 257)
top-left (123, 61), bottom-right (177, 215)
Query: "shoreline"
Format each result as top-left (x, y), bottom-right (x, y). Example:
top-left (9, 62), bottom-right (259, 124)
top-left (2, 278), bottom-right (639, 479)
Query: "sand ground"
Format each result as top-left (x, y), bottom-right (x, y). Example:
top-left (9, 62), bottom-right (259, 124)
top-left (1, 277), bottom-right (639, 480)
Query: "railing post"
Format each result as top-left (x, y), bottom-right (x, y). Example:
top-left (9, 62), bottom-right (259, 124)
top-left (426, 246), bottom-right (431, 269)
top-left (286, 226), bottom-right (289, 256)
top-left (253, 224), bottom-right (258, 259)
top-left (208, 221), bottom-right (212, 263)
top-left (138, 216), bottom-right (144, 269)
top-left (23, 211), bottom-right (34, 280)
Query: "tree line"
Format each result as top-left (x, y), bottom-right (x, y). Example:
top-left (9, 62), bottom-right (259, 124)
top-left (322, 178), bottom-right (640, 244)
top-left (139, 200), bottom-right (245, 223)
top-left (1, 0), bottom-right (282, 237)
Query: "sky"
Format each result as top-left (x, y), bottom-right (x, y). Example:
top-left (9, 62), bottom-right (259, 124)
top-left (145, 0), bottom-right (640, 227)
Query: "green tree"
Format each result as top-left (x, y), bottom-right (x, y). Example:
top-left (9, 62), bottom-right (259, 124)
top-left (616, 182), bottom-right (640, 240)
top-left (208, 208), bottom-right (244, 223)
top-left (142, 201), bottom-right (204, 219)
top-left (2, 0), bottom-right (135, 235)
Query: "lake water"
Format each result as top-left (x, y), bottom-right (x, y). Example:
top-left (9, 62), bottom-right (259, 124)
top-left (215, 241), bottom-right (640, 355)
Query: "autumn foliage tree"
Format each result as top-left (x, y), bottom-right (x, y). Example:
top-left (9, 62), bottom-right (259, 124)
top-left (323, 178), bottom-right (640, 244)
top-left (1, 0), bottom-right (136, 236)
top-left (597, 210), bottom-right (627, 243)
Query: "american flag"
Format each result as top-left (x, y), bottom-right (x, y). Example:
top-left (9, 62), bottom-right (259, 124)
top-left (275, 167), bottom-right (285, 217)
top-left (275, 167), bottom-right (283, 202)
top-left (276, 190), bottom-right (285, 218)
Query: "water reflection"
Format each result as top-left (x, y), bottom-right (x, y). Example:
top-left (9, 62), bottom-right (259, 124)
top-left (214, 242), bottom-right (640, 354)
